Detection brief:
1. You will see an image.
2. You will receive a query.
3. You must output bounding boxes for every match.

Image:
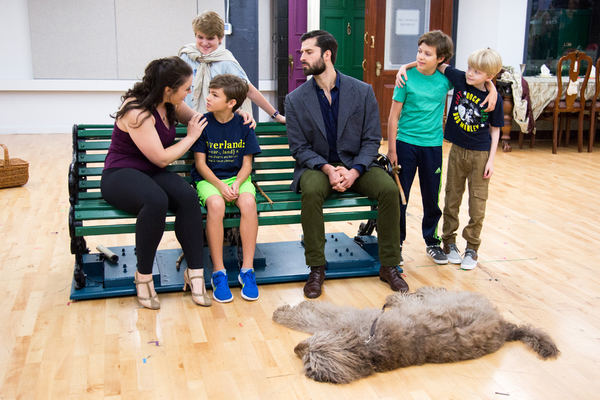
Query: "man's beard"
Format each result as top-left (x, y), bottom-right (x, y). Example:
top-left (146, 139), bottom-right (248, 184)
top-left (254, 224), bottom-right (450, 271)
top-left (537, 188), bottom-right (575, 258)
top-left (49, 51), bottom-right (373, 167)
top-left (302, 57), bottom-right (326, 76)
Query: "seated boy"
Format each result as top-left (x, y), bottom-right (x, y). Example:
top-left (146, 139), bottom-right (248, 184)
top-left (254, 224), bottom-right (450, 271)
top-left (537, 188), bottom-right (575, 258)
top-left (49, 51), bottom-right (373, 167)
top-left (190, 74), bottom-right (262, 302)
top-left (396, 48), bottom-right (503, 270)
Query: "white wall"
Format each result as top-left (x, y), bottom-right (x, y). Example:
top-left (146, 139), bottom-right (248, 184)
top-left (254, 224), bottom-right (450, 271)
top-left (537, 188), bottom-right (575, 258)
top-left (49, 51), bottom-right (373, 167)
top-left (455, 0), bottom-right (528, 71)
top-left (0, 0), bottom-right (33, 79)
top-left (2, 0), bottom-right (531, 134)
top-left (0, 0), bottom-right (276, 134)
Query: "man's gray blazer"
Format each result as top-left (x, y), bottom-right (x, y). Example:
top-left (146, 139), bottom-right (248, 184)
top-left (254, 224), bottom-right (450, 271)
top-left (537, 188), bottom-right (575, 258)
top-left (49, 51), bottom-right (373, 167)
top-left (284, 72), bottom-right (382, 193)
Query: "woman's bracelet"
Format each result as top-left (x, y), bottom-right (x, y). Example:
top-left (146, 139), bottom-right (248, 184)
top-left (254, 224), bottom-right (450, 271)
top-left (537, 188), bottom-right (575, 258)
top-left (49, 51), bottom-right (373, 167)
top-left (271, 110), bottom-right (280, 119)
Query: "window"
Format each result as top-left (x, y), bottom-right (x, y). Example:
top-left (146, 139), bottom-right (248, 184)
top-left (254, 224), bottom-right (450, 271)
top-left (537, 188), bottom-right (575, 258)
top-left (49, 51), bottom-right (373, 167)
top-left (525, 0), bottom-right (600, 76)
top-left (384, 0), bottom-right (431, 70)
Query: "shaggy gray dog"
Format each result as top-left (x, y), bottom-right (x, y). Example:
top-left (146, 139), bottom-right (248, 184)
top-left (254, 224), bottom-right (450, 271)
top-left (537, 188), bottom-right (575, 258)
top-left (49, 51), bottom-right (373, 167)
top-left (273, 286), bottom-right (559, 383)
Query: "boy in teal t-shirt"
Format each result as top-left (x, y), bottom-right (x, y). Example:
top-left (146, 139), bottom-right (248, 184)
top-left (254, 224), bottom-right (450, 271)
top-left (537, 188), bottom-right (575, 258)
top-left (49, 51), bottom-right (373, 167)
top-left (386, 30), bottom-right (454, 265)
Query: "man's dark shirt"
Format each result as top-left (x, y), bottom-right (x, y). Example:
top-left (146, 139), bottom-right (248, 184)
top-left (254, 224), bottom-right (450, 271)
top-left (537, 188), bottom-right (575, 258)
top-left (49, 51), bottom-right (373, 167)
top-left (314, 72), bottom-right (341, 164)
top-left (313, 72), bottom-right (365, 175)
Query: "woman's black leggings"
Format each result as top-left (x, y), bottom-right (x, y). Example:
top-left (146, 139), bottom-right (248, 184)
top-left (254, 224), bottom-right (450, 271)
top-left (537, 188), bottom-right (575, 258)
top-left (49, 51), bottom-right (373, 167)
top-left (101, 168), bottom-right (204, 274)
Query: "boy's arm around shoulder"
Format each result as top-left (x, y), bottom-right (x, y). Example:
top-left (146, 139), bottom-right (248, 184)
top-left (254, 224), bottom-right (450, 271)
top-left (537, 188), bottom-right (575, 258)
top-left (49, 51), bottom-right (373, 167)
top-left (482, 81), bottom-right (499, 112)
top-left (395, 61), bottom-right (418, 88)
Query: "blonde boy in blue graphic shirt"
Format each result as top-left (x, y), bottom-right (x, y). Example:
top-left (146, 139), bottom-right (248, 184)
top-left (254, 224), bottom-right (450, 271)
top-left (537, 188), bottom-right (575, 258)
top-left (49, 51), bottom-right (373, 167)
top-left (436, 49), bottom-right (503, 270)
top-left (190, 74), bottom-right (262, 303)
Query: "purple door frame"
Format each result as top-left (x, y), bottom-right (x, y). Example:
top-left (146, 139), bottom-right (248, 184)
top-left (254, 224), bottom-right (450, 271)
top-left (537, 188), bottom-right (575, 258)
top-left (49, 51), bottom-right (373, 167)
top-left (288, 0), bottom-right (307, 91)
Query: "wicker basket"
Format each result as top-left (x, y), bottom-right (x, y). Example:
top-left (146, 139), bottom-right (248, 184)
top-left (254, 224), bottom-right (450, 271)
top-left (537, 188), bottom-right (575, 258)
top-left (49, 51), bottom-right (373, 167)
top-left (0, 143), bottom-right (29, 189)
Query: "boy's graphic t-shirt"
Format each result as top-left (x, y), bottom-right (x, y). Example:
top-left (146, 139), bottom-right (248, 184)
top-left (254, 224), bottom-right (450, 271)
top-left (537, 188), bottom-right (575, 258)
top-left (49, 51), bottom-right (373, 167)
top-left (444, 66), bottom-right (504, 151)
top-left (393, 68), bottom-right (453, 147)
top-left (190, 113), bottom-right (261, 182)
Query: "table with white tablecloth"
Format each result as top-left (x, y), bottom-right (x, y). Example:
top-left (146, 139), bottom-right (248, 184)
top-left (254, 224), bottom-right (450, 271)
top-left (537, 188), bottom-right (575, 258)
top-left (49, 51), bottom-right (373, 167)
top-left (496, 72), bottom-right (596, 152)
top-left (524, 76), bottom-right (596, 120)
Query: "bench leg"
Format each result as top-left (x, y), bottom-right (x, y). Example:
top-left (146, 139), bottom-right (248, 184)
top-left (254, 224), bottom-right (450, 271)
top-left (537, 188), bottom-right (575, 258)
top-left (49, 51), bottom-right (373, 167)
top-left (69, 210), bottom-right (89, 290)
top-left (357, 206), bottom-right (378, 236)
top-left (73, 253), bottom-right (87, 290)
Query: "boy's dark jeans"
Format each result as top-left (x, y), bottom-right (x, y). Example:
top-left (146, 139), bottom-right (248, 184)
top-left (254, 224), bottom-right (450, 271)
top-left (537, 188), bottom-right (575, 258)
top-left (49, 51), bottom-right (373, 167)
top-left (396, 140), bottom-right (443, 246)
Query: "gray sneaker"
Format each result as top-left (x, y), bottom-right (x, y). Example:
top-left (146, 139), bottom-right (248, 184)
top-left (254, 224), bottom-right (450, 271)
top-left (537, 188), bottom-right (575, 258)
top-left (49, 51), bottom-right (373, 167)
top-left (461, 249), bottom-right (478, 270)
top-left (444, 243), bottom-right (462, 264)
top-left (426, 245), bottom-right (448, 264)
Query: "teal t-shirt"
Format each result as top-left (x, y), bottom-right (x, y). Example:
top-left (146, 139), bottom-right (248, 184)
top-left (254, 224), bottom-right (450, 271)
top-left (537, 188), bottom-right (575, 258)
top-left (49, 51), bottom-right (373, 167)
top-left (393, 68), bottom-right (453, 147)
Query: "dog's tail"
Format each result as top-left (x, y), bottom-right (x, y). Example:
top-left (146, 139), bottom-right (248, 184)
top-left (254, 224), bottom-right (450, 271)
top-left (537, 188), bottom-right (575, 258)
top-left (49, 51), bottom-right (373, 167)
top-left (505, 323), bottom-right (560, 359)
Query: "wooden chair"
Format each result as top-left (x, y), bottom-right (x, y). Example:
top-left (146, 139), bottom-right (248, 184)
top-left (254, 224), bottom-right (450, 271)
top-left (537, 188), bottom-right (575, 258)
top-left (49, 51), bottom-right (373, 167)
top-left (584, 57), bottom-right (600, 152)
top-left (539, 51), bottom-right (592, 154)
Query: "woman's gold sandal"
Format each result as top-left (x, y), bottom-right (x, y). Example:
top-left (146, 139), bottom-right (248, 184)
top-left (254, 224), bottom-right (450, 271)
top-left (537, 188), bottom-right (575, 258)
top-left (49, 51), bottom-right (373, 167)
top-left (184, 268), bottom-right (212, 307)
top-left (134, 271), bottom-right (160, 310)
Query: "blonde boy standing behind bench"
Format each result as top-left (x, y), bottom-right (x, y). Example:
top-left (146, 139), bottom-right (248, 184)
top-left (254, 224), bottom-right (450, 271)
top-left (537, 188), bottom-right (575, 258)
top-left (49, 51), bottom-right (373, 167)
top-left (179, 11), bottom-right (285, 123)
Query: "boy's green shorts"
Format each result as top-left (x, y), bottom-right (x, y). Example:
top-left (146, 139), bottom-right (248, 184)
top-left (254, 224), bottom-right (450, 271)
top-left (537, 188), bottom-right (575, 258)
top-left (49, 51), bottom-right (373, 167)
top-left (195, 176), bottom-right (256, 206)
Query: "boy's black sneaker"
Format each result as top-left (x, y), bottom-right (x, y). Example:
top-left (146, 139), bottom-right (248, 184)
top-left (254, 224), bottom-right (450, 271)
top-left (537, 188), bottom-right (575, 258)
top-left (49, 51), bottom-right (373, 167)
top-left (426, 245), bottom-right (448, 264)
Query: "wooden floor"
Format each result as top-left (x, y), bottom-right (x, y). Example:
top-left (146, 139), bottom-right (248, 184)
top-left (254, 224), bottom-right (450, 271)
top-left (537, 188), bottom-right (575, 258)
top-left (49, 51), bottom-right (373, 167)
top-left (1, 133), bottom-right (600, 400)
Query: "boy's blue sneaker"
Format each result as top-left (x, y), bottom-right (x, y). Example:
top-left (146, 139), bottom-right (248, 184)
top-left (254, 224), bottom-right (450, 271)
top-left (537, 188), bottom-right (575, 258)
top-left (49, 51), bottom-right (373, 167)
top-left (238, 269), bottom-right (259, 301)
top-left (211, 271), bottom-right (233, 303)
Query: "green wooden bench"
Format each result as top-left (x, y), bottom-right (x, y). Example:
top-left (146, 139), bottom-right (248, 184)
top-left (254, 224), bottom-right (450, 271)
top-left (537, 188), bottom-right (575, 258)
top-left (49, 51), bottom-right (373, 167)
top-left (68, 122), bottom-right (387, 300)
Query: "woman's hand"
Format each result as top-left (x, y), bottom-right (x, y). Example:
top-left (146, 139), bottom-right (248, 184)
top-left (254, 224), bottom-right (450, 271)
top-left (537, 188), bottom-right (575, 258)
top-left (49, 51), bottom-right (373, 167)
top-left (186, 114), bottom-right (207, 141)
top-left (236, 109), bottom-right (257, 129)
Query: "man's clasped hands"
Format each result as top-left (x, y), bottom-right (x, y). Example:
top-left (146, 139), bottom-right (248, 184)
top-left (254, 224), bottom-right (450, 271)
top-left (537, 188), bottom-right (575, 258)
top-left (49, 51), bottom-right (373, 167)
top-left (321, 164), bottom-right (360, 192)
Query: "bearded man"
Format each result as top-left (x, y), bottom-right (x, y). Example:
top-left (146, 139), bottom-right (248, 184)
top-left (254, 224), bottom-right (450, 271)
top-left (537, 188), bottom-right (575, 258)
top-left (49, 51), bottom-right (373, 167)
top-left (284, 30), bottom-right (408, 299)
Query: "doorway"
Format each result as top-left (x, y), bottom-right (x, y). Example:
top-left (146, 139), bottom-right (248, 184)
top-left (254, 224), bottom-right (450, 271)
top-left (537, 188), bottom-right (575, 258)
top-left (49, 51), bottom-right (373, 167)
top-left (320, 0), bottom-right (365, 80)
top-left (363, 0), bottom-right (455, 138)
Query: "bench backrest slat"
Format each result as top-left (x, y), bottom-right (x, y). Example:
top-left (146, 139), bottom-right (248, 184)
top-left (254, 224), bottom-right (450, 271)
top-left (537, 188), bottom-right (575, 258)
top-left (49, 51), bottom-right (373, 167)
top-left (70, 122), bottom-right (377, 239)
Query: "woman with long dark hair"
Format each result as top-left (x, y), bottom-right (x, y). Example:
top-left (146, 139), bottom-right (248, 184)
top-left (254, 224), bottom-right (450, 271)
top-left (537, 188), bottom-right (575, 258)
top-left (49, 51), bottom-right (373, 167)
top-left (101, 56), bottom-right (241, 309)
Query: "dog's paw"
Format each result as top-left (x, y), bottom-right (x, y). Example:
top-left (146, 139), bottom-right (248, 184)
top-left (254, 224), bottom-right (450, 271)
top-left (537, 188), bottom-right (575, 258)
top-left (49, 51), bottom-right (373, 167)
top-left (272, 304), bottom-right (292, 322)
top-left (304, 364), bottom-right (335, 383)
top-left (384, 292), bottom-right (410, 308)
top-left (294, 340), bottom-right (309, 358)
top-left (301, 350), bottom-right (367, 384)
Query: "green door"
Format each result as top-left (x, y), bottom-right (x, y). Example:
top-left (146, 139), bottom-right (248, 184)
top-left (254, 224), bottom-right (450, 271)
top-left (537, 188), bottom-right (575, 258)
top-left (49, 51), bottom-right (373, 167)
top-left (320, 0), bottom-right (365, 81)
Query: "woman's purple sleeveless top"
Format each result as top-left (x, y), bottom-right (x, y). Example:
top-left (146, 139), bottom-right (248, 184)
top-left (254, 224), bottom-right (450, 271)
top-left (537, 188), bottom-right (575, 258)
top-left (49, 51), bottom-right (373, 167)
top-left (104, 109), bottom-right (176, 172)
